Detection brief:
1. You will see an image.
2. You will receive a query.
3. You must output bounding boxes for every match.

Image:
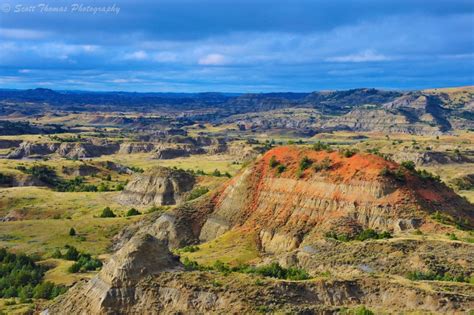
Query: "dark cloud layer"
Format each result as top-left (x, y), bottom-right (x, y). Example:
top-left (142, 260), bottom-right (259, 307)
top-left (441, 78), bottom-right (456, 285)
top-left (0, 0), bottom-right (473, 92)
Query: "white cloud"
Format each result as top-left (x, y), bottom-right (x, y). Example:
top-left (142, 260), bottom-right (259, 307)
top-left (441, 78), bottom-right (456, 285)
top-left (0, 28), bottom-right (50, 40)
top-left (198, 53), bottom-right (227, 65)
top-left (124, 50), bottom-right (148, 60)
top-left (326, 50), bottom-right (392, 62)
top-left (110, 78), bottom-right (142, 83)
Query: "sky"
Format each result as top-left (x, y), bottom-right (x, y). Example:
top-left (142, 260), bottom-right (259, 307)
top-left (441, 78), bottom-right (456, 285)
top-left (0, 0), bottom-right (473, 92)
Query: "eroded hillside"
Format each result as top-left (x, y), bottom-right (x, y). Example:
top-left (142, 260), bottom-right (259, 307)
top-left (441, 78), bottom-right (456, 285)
top-left (46, 146), bottom-right (474, 314)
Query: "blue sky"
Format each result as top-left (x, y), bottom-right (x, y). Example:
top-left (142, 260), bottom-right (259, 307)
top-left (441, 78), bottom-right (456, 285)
top-left (0, 0), bottom-right (473, 92)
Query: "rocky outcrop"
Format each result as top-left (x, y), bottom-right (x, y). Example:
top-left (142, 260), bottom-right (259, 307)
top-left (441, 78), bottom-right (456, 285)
top-left (153, 146), bottom-right (193, 159)
top-left (62, 164), bottom-right (101, 177)
top-left (7, 142), bottom-right (59, 159)
top-left (118, 142), bottom-right (155, 154)
top-left (391, 150), bottom-right (473, 166)
top-left (322, 107), bottom-right (443, 135)
top-left (47, 264), bottom-right (474, 314)
top-left (46, 233), bottom-right (183, 315)
top-left (7, 140), bottom-right (120, 159)
top-left (198, 147), bottom-right (473, 254)
top-left (56, 142), bottom-right (120, 159)
top-left (118, 167), bottom-right (195, 206)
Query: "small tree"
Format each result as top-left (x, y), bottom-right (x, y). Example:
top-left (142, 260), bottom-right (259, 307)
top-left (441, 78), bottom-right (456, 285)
top-left (269, 156), bottom-right (279, 168)
top-left (126, 208), bottom-right (141, 217)
top-left (299, 156), bottom-right (312, 171)
top-left (276, 164), bottom-right (286, 174)
top-left (69, 228), bottom-right (76, 236)
top-left (401, 160), bottom-right (416, 171)
top-left (100, 207), bottom-right (116, 218)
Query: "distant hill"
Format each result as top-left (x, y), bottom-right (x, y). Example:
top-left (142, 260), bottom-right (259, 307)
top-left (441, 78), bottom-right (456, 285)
top-left (1, 86), bottom-right (472, 134)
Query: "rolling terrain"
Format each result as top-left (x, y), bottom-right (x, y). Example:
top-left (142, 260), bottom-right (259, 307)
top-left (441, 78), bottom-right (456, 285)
top-left (0, 86), bottom-right (472, 313)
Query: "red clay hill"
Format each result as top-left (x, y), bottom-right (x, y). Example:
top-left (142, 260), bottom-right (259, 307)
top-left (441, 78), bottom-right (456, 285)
top-left (198, 146), bottom-right (473, 253)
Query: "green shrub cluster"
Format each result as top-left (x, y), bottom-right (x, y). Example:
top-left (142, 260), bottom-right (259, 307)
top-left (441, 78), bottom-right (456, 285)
top-left (269, 155), bottom-right (279, 168)
top-left (179, 245), bottom-right (200, 253)
top-left (400, 160), bottom-right (416, 171)
top-left (379, 166), bottom-right (405, 182)
top-left (128, 166), bottom-right (144, 173)
top-left (299, 156), bottom-right (313, 171)
top-left (340, 148), bottom-right (358, 158)
top-left (186, 186), bottom-right (210, 201)
top-left (125, 208), bottom-right (141, 217)
top-left (339, 306), bottom-right (375, 315)
top-left (268, 156), bottom-right (286, 174)
top-left (16, 165), bottom-right (58, 186)
top-left (312, 141), bottom-right (332, 152)
top-left (406, 271), bottom-right (470, 283)
top-left (451, 177), bottom-right (474, 190)
top-left (55, 176), bottom-right (99, 192)
top-left (182, 258), bottom-right (310, 281)
top-left (0, 248), bottom-right (66, 301)
top-left (276, 164), bottom-right (286, 174)
top-left (325, 229), bottom-right (391, 242)
top-left (53, 246), bottom-right (102, 273)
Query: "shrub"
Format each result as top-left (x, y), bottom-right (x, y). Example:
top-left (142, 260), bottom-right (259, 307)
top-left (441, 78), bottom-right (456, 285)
top-left (269, 155), bottom-right (279, 168)
top-left (180, 245), bottom-right (199, 253)
top-left (447, 233), bottom-right (458, 241)
top-left (276, 164), bottom-right (286, 174)
top-left (312, 141), bottom-right (331, 152)
top-left (341, 148), bottom-right (358, 158)
top-left (62, 246), bottom-right (102, 273)
top-left (393, 167), bottom-right (406, 181)
top-left (353, 306), bottom-right (375, 315)
top-left (64, 246), bottom-right (80, 261)
top-left (314, 157), bottom-right (332, 171)
top-left (416, 169), bottom-right (441, 182)
top-left (212, 169), bottom-right (222, 177)
top-left (69, 228), bottom-right (76, 236)
top-left (182, 257), bottom-right (200, 271)
top-left (254, 262), bottom-right (310, 280)
top-left (67, 263), bottom-right (80, 273)
top-left (126, 208), bottom-right (141, 217)
top-left (16, 164), bottom-right (58, 186)
top-left (146, 206), bottom-right (169, 214)
top-left (299, 156), bottom-right (312, 171)
top-left (187, 186), bottom-right (209, 201)
top-left (100, 207), bottom-right (116, 218)
top-left (51, 249), bottom-right (62, 259)
top-left (401, 160), bottom-right (416, 171)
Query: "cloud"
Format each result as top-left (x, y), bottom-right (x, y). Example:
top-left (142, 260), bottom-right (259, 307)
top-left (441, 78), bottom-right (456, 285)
top-left (0, 28), bottom-right (50, 40)
top-left (198, 53), bottom-right (227, 65)
top-left (0, 0), bottom-right (472, 91)
top-left (123, 50), bottom-right (148, 60)
top-left (326, 50), bottom-right (393, 63)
